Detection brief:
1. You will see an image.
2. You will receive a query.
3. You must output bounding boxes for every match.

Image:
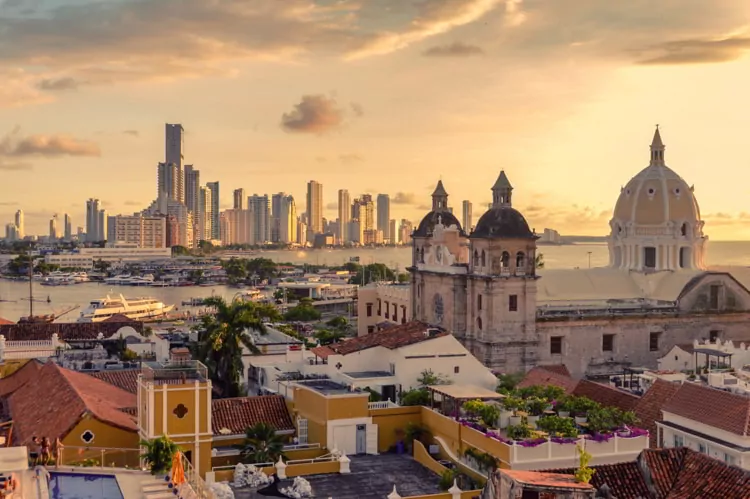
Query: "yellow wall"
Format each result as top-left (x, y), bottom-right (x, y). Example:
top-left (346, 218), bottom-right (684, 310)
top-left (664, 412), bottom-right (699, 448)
top-left (211, 445), bottom-right (327, 469)
top-left (327, 395), bottom-right (368, 420)
top-left (292, 386), bottom-right (367, 448)
top-left (61, 416), bottom-right (139, 468)
top-left (369, 406), bottom-right (422, 452)
top-left (413, 440), bottom-right (449, 477)
top-left (214, 460), bottom-right (340, 483)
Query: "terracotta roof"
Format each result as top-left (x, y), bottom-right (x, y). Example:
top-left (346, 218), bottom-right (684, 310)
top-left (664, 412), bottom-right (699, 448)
top-left (0, 318), bottom-right (13, 325)
top-left (662, 382), bottom-right (750, 436)
top-left (517, 366), bottom-right (577, 394)
top-left (103, 314), bottom-right (138, 323)
top-left (572, 379), bottom-right (640, 412)
top-left (634, 379), bottom-right (681, 447)
top-left (0, 360), bottom-right (42, 398)
top-left (551, 447), bottom-right (750, 499)
top-left (211, 395), bottom-right (294, 436)
top-left (311, 321), bottom-right (443, 359)
top-left (7, 361), bottom-right (137, 445)
top-left (90, 369), bottom-right (141, 394)
top-left (0, 321), bottom-right (144, 342)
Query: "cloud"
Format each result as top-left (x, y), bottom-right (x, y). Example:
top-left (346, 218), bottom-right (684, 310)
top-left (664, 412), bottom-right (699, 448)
top-left (392, 192), bottom-right (417, 205)
top-left (281, 95), bottom-right (346, 134)
top-left (519, 202), bottom-right (611, 235)
top-left (703, 212), bottom-right (750, 227)
top-left (37, 77), bottom-right (81, 91)
top-left (423, 42), bottom-right (485, 57)
top-left (0, 129), bottom-right (100, 157)
top-left (0, 162), bottom-right (32, 171)
top-left (635, 36), bottom-right (750, 65)
top-left (350, 102), bottom-right (364, 117)
top-left (122, 130), bottom-right (139, 137)
top-left (339, 153), bottom-right (364, 164)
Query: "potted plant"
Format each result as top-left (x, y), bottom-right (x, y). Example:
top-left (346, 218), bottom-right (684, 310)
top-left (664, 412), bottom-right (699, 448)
top-left (503, 396), bottom-right (524, 426)
top-left (506, 424), bottom-right (533, 441)
top-left (525, 397), bottom-right (548, 428)
top-left (571, 397), bottom-right (599, 424)
top-left (537, 415), bottom-right (578, 438)
top-left (556, 397), bottom-right (574, 418)
top-left (140, 436), bottom-right (179, 475)
top-left (478, 403), bottom-right (501, 428)
top-left (462, 399), bottom-right (485, 421)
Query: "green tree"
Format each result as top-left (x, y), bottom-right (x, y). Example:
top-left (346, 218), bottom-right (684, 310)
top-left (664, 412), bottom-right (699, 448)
top-left (93, 258), bottom-right (112, 274)
top-left (239, 422), bottom-right (286, 463)
top-left (314, 329), bottom-right (346, 346)
top-left (535, 253), bottom-right (545, 269)
top-left (397, 272), bottom-right (410, 284)
top-left (172, 245), bottom-right (190, 256)
top-left (400, 388), bottom-right (430, 406)
top-left (417, 369), bottom-right (450, 387)
top-left (349, 263), bottom-right (396, 285)
top-left (283, 299), bottom-right (322, 322)
top-left (197, 240), bottom-right (215, 254)
top-left (193, 297), bottom-right (281, 397)
top-left (140, 436), bottom-right (179, 475)
top-left (222, 258), bottom-right (248, 283)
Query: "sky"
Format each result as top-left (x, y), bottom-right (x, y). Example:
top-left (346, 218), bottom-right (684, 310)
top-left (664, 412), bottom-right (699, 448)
top-left (1, 0), bottom-right (750, 239)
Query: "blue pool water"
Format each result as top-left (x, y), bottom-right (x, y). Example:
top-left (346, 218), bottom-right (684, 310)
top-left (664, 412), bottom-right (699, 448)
top-left (48, 472), bottom-right (124, 499)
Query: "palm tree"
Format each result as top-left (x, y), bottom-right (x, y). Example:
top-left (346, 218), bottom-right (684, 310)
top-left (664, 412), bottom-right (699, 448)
top-left (193, 296), bottom-right (281, 398)
top-left (239, 422), bottom-right (285, 464)
top-left (140, 436), bottom-right (179, 475)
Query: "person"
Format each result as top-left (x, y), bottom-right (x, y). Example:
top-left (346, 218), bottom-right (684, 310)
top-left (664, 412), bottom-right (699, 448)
top-left (40, 437), bottom-right (51, 466)
top-left (52, 438), bottom-right (64, 468)
top-left (29, 437), bottom-right (40, 466)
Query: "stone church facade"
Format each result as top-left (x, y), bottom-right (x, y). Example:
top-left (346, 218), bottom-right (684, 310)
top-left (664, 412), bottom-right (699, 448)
top-left (408, 128), bottom-right (750, 378)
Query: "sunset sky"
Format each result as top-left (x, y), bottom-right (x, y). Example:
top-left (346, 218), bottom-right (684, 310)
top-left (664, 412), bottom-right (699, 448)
top-left (2, 0), bottom-right (750, 239)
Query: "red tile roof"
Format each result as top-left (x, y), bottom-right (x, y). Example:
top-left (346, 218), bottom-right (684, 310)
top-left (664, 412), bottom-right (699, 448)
top-left (0, 360), bottom-right (42, 398)
top-left (0, 321), bottom-right (145, 342)
top-left (0, 317), bottom-right (13, 325)
top-left (634, 379), bottom-right (681, 447)
top-left (662, 382), bottom-right (750, 436)
top-left (517, 366), bottom-right (578, 394)
top-left (211, 395), bottom-right (294, 436)
top-left (572, 379), bottom-right (640, 412)
top-left (311, 321), bottom-right (443, 359)
top-left (551, 448), bottom-right (750, 499)
top-left (90, 369), bottom-right (185, 394)
top-left (7, 361), bottom-right (137, 445)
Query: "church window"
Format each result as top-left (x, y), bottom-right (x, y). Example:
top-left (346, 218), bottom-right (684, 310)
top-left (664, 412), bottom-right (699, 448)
top-left (602, 334), bottom-right (615, 352)
top-left (550, 337), bottom-right (563, 355)
top-left (473, 250), bottom-right (479, 266)
top-left (384, 301), bottom-right (390, 319)
top-left (366, 303), bottom-right (372, 317)
top-left (477, 294), bottom-right (482, 311)
top-left (516, 252), bottom-right (525, 268)
top-left (649, 332), bottom-right (661, 352)
top-left (644, 247), bottom-right (656, 269)
top-left (476, 317), bottom-right (482, 330)
top-left (648, 188), bottom-right (655, 195)
top-left (501, 251), bottom-right (510, 267)
top-left (509, 295), bottom-right (518, 312)
top-left (481, 250), bottom-right (486, 266)
top-left (454, 366), bottom-right (460, 374)
top-left (377, 299), bottom-right (382, 316)
top-left (81, 430), bottom-right (95, 444)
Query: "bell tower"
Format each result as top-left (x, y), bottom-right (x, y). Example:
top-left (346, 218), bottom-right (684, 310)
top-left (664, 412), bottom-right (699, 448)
top-left (432, 180), bottom-right (449, 211)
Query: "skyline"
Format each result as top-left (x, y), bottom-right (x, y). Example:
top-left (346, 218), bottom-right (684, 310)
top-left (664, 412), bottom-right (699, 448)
top-left (1, 1), bottom-right (750, 238)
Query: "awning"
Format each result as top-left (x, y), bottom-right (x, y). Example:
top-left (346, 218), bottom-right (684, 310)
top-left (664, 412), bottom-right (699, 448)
top-left (427, 384), bottom-right (504, 400)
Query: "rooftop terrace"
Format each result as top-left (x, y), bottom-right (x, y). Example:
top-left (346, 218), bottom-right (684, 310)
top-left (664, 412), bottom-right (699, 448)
top-left (141, 360), bottom-right (208, 384)
top-left (294, 379), bottom-right (357, 396)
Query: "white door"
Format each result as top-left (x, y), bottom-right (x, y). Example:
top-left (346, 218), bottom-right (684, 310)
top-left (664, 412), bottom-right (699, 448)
top-left (366, 424), bottom-right (379, 455)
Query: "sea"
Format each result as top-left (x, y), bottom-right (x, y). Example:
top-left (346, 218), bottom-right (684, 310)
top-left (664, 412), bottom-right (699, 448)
top-left (1, 242), bottom-right (749, 323)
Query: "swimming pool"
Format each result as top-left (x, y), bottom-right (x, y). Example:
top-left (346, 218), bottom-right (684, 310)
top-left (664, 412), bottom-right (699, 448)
top-left (48, 472), bottom-right (124, 499)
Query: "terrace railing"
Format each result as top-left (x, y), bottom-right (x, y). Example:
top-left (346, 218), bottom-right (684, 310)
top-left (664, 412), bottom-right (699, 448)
top-left (181, 450), bottom-right (216, 499)
top-left (368, 400), bottom-right (399, 409)
top-left (58, 446), bottom-right (142, 469)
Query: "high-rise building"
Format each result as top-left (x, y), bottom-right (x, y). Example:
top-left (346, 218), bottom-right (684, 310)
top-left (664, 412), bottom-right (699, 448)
top-left (248, 194), bottom-right (271, 244)
top-left (206, 181), bottom-right (220, 240)
top-left (462, 200), bottom-right (473, 233)
top-left (278, 195), bottom-right (296, 244)
top-left (63, 213), bottom-right (72, 241)
top-left (306, 180), bottom-right (323, 241)
top-left (399, 219), bottom-right (413, 245)
top-left (221, 209), bottom-right (253, 245)
top-left (389, 219), bottom-right (398, 245)
top-left (49, 214), bottom-right (58, 240)
top-left (165, 123), bottom-right (184, 169)
top-left (271, 192), bottom-right (285, 243)
top-left (157, 162), bottom-right (183, 202)
top-left (337, 189), bottom-right (350, 245)
top-left (233, 188), bottom-right (245, 210)
top-left (184, 165), bottom-right (200, 213)
top-left (165, 215), bottom-right (180, 247)
top-left (97, 209), bottom-right (108, 243)
top-left (297, 220), bottom-right (307, 246)
top-left (377, 194), bottom-right (390, 243)
top-left (14, 210), bottom-right (24, 239)
top-left (107, 214), bottom-right (167, 248)
top-left (198, 186), bottom-right (212, 241)
top-left (144, 193), bottom-right (193, 248)
top-left (86, 199), bottom-right (101, 242)
top-left (5, 223), bottom-right (18, 241)
top-left (348, 219), bottom-right (364, 245)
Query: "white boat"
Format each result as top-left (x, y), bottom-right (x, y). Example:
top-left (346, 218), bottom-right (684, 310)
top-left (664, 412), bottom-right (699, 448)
top-left (77, 294), bottom-right (175, 323)
top-left (104, 273), bottom-right (131, 285)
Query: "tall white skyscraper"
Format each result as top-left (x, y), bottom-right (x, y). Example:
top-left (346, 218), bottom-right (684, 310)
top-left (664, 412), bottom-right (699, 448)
top-left (278, 195), bottom-right (296, 244)
top-left (206, 181), bottom-right (220, 240)
top-left (157, 162), bottom-right (183, 202)
top-left (49, 214), bottom-right (58, 240)
top-left (306, 180), bottom-right (323, 241)
top-left (377, 194), bottom-right (390, 242)
top-left (199, 186), bottom-right (212, 241)
top-left (462, 200), bottom-right (473, 233)
top-left (337, 189), bottom-right (350, 245)
top-left (86, 199), bottom-right (101, 241)
top-left (63, 213), bottom-right (72, 241)
top-left (14, 210), bottom-right (24, 239)
top-left (97, 209), bottom-right (108, 242)
top-left (248, 194), bottom-right (271, 244)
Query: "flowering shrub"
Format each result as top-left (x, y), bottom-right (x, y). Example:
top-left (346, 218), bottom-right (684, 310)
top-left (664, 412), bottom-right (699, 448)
top-left (550, 436), bottom-right (579, 445)
top-left (517, 438), bottom-right (547, 448)
top-left (585, 433), bottom-right (614, 442)
top-left (617, 427), bottom-right (649, 438)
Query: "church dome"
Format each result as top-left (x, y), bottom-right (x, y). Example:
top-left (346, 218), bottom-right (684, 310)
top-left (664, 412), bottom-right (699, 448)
top-left (414, 210), bottom-right (464, 237)
top-left (612, 128), bottom-right (701, 227)
top-left (471, 207), bottom-right (534, 239)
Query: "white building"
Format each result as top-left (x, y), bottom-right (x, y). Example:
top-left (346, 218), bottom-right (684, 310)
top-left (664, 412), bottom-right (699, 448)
top-left (659, 338), bottom-right (750, 374)
top-left (248, 195), bottom-right (271, 244)
top-left (107, 214), bottom-right (167, 248)
top-left (357, 283), bottom-right (411, 335)
top-left (657, 382), bottom-right (750, 469)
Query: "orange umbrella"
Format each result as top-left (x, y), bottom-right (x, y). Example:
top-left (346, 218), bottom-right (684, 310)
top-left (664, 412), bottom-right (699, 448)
top-left (171, 451), bottom-right (186, 486)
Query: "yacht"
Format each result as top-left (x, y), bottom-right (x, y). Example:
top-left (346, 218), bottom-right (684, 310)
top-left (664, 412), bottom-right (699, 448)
top-left (77, 294), bottom-right (175, 323)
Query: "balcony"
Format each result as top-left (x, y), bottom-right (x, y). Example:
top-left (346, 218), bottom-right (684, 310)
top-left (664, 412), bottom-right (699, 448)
top-left (368, 400), bottom-right (399, 410)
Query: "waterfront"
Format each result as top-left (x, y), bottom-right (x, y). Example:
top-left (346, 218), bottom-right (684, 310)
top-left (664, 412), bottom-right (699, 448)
top-left (1, 241), bottom-right (749, 323)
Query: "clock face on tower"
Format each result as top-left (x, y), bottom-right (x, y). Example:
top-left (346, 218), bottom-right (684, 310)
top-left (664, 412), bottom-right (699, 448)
top-left (433, 293), bottom-right (444, 324)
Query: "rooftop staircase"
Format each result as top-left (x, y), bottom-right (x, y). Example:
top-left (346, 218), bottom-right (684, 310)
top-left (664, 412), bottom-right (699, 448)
top-left (140, 475), bottom-right (174, 499)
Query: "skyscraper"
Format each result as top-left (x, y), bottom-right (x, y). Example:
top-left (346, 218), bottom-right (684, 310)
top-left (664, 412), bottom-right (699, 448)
top-left (157, 162), bottom-right (182, 201)
top-left (271, 192), bottom-right (285, 243)
top-left (462, 200), bottom-right (473, 233)
top-left (248, 194), bottom-right (271, 244)
top-left (233, 188), bottom-right (245, 210)
top-left (86, 199), bottom-right (101, 241)
top-left (337, 189), bottom-right (350, 245)
top-left (98, 209), bottom-right (108, 243)
top-left (63, 213), bottom-right (72, 241)
top-left (184, 165), bottom-right (200, 213)
top-left (206, 181), bottom-right (220, 240)
top-left (377, 194), bottom-right (390, 242)
top-left (278, 195), bottom-right (297, 244)
top-left (306, 181), bottom-right (323, 241)
top-left (49, 214), bottom-right (58, 240)
top-left (165, 123), bottom-right (184, 169)
top-left (199, 186), bottom-right (212, 241)
top-left (14, 210), bottom-right (23, 239)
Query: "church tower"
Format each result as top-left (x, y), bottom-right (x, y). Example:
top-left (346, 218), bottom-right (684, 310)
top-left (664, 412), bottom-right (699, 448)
top-left (467, 171), bottom-right (539, 371)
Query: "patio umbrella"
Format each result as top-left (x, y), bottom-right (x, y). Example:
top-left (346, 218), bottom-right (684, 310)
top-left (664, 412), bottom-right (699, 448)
top-left (171, 451), bottom-right (186, 486)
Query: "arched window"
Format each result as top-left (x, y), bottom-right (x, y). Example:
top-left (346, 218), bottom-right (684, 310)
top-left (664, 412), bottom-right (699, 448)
top-left (501, 251), bottom-right (510, 267)
top-left (473, 250), bottom-right (479, 266)
top-left (476, 317), bottom-right (482, 330)
top-left (477, 294), bottom-right (482, 311)
top-left (681, 223), bottom-right (688, 236)
top-left (516, 251), bottom-right (525, 268)
top-left (481, 250), bottom-right (486, 266)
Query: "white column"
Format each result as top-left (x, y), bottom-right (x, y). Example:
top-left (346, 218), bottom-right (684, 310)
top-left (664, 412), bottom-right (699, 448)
top-left (275, 457), bottom-right (287, 479)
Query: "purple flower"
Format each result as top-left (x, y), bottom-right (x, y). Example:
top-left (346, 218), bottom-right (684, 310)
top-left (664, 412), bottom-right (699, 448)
top-left (517, 438), bottom-right (547, 448)
top-left (550, 437), bottom-right (578, 445)
top-left (585, 433), bottom-right (614, 442)
top-left (617, 427), bottom-right (649, 438)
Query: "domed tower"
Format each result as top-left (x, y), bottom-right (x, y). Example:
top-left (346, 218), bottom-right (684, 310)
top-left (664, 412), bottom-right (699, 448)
top-left (411, 180), bottom-right (466, 266)
top-left (467, 171), bottom-right (539, 370)
top-left (609, 127), bottom-right (706, 272)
